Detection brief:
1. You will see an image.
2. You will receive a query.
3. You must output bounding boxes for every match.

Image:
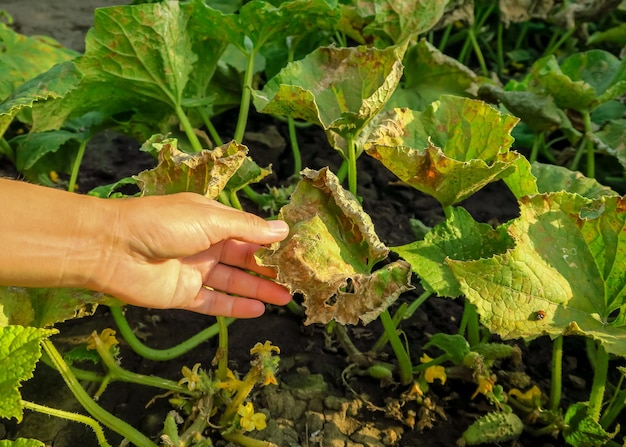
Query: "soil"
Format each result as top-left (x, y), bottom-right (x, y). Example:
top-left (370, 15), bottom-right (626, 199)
top-left (1, 2), bottom-right (624, 447)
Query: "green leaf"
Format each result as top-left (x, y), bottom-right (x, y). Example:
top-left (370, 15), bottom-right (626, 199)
top-left (362, 0), bottom-right (448, 45)
top-left (134, 138), bottom-right (248, 198)
top-left (587, 22), bottom-right (626, 46)
top-left (479, 84), bottom-right (566, 133)
top-left (0, 325), bottom-right (57, 422)
top-left (253, 43), bottom-right (405, 156)
top-left (447, 192), bottom-right (626, 356)
top-left (0, 287), bottom-right (118, 328)
top-left (528, 51), bottom-right (626, 112)
top-left (224, 157), bottom-right (271, 194)
top-left (29, 2), bottom-right (196, 134)
top-left (595, 119), bottom-right (626, 170)
top-left (256, 167), bottom-right (413, 325)
top-left (0, 439), bottom-right (45, 447)
top-left (365, 97), bottom-right (520, 207)
top-left (531, 162), bottom-right (618, 199)
top-left (0, 22), bottom-right (78, 101)
top-left (0, 62), bottom-right (82, 139)
top-left (190, 0), bottom-right (339, 54)
top-left (389, 39), bottom-right (478, 111)
top-left (424, 333), bottom-right (471, 364)
top-left (393, 207), bottom-right (512, 298)
top-left (563, 403), bottom-right (612, 447)
top-left (502, 155), bottom-right (539, 199)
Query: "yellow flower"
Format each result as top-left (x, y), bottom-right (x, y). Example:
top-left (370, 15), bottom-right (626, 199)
top-left (179, 363), bottom-right (202, 391)
top-left (472, 375), bottom-right (496, 399)
top-left (420, 354), bottom-right (447, 385)
top-left (509, 385), bottom-right (543, 408)
top-left (86, 328), bottom-right (118, 351)
top-left (263, 370), bottom-right (278, 386)
top-left (250, 341), bottom-right (280, 356)
top-left (237, 402), bottom-right (267, 432)
top-left (217, 368), bottom-right (244, 392)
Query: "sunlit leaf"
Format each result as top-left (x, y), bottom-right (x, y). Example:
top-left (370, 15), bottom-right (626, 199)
top-left (28, 2), bottom-right (196, 135)
top-left (361, 0), bottom-right (448, 45)
top-left (531, 162), bottom-right (618, 199)
top-left (0, 23), bottom-right (78, 101)
top-left (0, 287), bottom-right (117, 328)
top-left (393, 207), bottom-right (512, 298)
top-left (253, 44), bottom-right (405, 157)
top-left (134, 138), bottom-right (248, 199)
top-left (0, 326), bottom-right (56, 422)
top-left (0, 62), bottom-right (82, 139)
top-left (389, 39), bottom-right (478, 111)
top-left (448, 192), bottom-right (626, 357)
top-left (528, 50), bottom-right (626, 112)
top-left (365, 97), bottom-right (520, 207)
top-left (256, 167), bottom-right (412, 325)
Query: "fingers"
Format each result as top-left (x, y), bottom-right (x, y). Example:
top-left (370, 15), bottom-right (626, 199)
top-left (186, 288), bottom-right (268, 318)
top-left (203, 263), bottom-right (292, 305)
top-left (185, 286), bottom-right (291, 318)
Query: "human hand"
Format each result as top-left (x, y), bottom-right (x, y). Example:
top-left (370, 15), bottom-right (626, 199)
top-left (94, 193), bottom-right (292, 318)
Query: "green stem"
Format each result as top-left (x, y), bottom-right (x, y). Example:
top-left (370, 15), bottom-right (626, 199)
top-left (0, 136), bottom-right (15, 163)
top-left (529, 132), bottom-right (544, 163)
top-left (468, 28), bottom-right (488, 77)
top-left (220, 366), bottom-right (261, 424)
top-left (234, 50), bottom-right (256, 143)
top-left (346, 134), bottom-right (357, 196)
top-left (549, 335), bottom-right (563, 411)
top-left (175, 104), bottom-right (204, 153)
top-left (111, 306), bottom-right (232, 362)
top-left (379, 310), bottom-right (413, 385)
top-left (41, 339), bottom-right (158, 447)
top-left (583, 111), bottom-right (595, 178)
top-left (288, 118), bottom-right (302, 176)
top-left (40, 351), bottom-right (104, 383)
top-left (333, 323), bottom-right (370, 367)
top-left (230, 188), bottom-right (244, 211)
top-left (91, 332), bottom-right (190, 396)
top-left (68, 138), bottom-right (90, 192)
top-left (437, 24), bottom-right (453, 52)
top-left (21, 400), bottom-right (111, 447)
top-left (459, 302), bottom-right (480, 347)
top-left (216, 316), bottom-right (229, 381)
top-left (514, 22), bottom-right (529, 52)
top-left (336, 159), bottom-right (348, 183)
top-left (372, 290), bottom-right (430, 352)
top-left (240, 185), bottom-right (266, 209)
top-left (222, 431), bottom-right (276, 447)
top-left (496, 20), bottom-right (504, 77)
top-left (600, 375), bottom-right (626, 429)
top-left (197, 107), bottom-right (224, 146)
top-left (543, 27), bottom-right (576, 57)
top-left (588, 342), bottom-right (609, 422)
top-left (179, 395), bottom-right (213, 444)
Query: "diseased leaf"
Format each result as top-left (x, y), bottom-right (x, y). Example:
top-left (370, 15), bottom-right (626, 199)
top-left (28, 2), bottom-right (197, 137)
top-left (594, 119), bottom-right (626, 170)
top-left (498, 0), bottom-right (554, 26)
top-left (256, 167), bottom-right (413, 325)
top-left (0, 287), bottom-right (117, 328)
top-left (0, 325), bottom-right (57, 422)
top-left (0, 62), bottom-right (82, 139)
top-left (389, 39), bottom-right (478, 111)
top-left (362, 0), bottom-right (448, 45)
top-left (448, 192), bottom-right (626, 357)
top-left (0, 22), bottom-right (78, 101)
top-left (253, 44), bottom-right (405, 156)
top-left (365, 97), bottom-right (520, 207)
top-left (134, 138), bottom-right (248, 199)
top-left (393, 207), bottom-right (512, 298)
top-left (531, 162), bottom-right (618, 199)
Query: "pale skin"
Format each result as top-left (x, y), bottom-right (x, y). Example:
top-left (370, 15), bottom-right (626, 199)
top-left (0, 179), bottom-right (292, 318)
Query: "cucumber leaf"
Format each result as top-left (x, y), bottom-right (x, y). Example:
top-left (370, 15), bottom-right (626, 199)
top-left (0, 439), bottom-right (45, 447)
top-left (134, 138), bottom-right (248, 199)
top-left (256, 167), bottom-right (412, 325)
top-left (253, 44), bottom-right (405, 157)
top-left (448, 192), bottom-right (626, 356)
top-left (365, 96), bottom-right (520, 207)
top-left (0, 325), bottom-right (57, 422)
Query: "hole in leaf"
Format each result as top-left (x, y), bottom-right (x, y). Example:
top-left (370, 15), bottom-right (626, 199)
top-left (606, 308), bottom-right (620, 324)
top-left (339, 278), bottom-right (354, 294)
top-left (325, 294), bottom-right (338, 307)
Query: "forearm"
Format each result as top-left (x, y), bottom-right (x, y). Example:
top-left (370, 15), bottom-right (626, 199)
top-left (0, 179), bottom-right (117, 289)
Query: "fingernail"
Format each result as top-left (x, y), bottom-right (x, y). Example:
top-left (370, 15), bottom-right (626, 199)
top-left (267, 220), bottom-right (289, 235)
